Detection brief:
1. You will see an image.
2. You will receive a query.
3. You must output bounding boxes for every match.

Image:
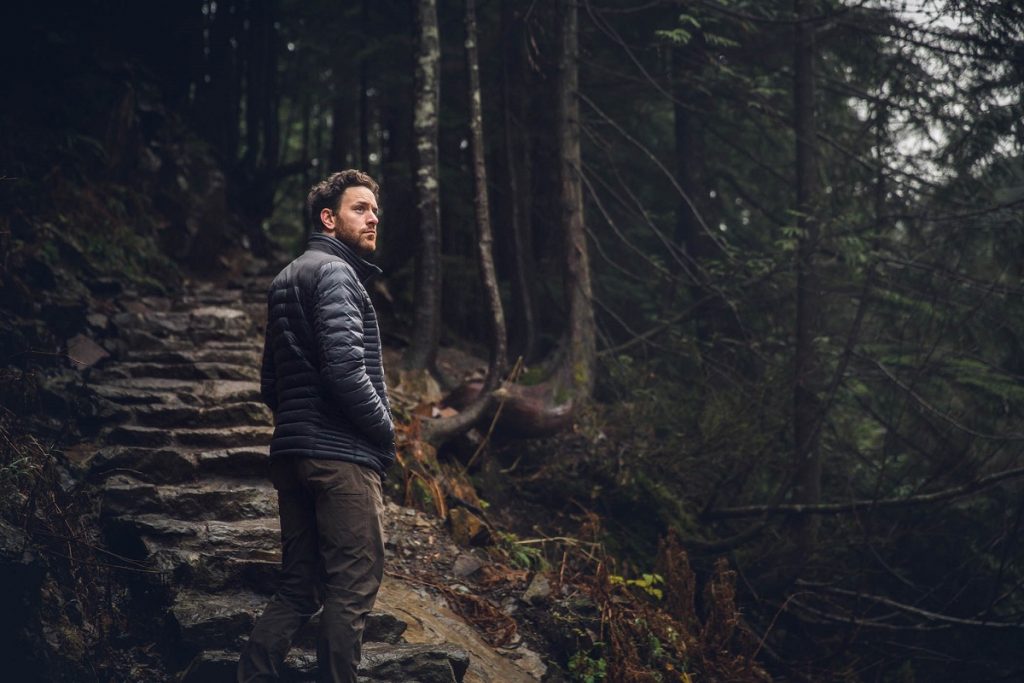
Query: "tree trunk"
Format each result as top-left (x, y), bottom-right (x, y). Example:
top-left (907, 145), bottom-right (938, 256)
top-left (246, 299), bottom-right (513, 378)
top-left (404, 0), bottom-right (443, 373)
top-left (359, 0), bottom-right (371, 171)
top-left (501, 0), bottom-right (538, 362)
top-left (244, 0), bottom-right (266, 167)
top-left (466, 0), bottom-right (508, 387)
top-left (301, 92), bottom-right (312, 226)
top-left (421, 0), bottom-right (594, 444)
top-left (421, 0), bottom-right (509, 443)
top-left (198, 0), bottom-right (240, 163)
top-left (671, 43), bottom-right (713, 348)
top-left (239, 0), bottom-right (275, 255)
top-left (263, 0), bottom-right (279, 170)
top-left (791, 0), bottom-right (824, 549)
top-left (558, 0), bottom-right (596, 399)
top-left (672, 43), bottom-right (749, 375)
top-left (329, 61), bottom-right (358, 170)
top-left (672, 45), bottom-right (706, 256)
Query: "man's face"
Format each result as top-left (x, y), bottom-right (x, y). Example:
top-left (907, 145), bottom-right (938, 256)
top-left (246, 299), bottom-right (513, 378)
top-left (321, 186), bottom-right (380, 256)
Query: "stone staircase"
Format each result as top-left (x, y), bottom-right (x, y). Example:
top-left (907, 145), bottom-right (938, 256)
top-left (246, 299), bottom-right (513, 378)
top-left (83, 276), bottom-right (471, 682)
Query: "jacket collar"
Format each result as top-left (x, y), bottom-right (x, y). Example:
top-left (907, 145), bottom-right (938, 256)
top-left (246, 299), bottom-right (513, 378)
top-left (307, 233), bottom-right (382, 283)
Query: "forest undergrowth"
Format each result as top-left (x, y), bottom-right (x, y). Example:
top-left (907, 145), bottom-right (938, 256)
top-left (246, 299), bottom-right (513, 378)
top-left (389, 362), bottom-right (776, 682)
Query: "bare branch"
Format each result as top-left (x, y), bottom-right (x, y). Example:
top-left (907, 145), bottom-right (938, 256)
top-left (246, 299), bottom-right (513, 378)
top-left (707, 465), bottom-right (1024, 519)
top-left (796, 582), bottom-right (1024, 629)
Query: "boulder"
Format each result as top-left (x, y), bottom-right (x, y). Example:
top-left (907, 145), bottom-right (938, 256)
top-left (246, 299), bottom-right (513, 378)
top-left (448, 508), bottom-right (490, 547)
top-left (522, 573), bottom-right (552, 605)
top-left (67, 334), bottom-right (110, 369)
top-left (452, 553), bottom-right (485, 578)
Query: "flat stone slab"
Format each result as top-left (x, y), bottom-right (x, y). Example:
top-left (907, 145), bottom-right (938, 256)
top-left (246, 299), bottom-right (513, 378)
top-left (112, 307), bottom-right (250, 333)
top-left (171, 589), bottom-right (408, 652)
top-left (102, 474), bottom-right (276, 521)
top-left (197, 518), bottom-right (281, 553)
top-left (171, 589), bottom-right (268, 649)
top-left (132, 401), bottom-right (271, 430)
top-left (180, 642), bottom-right (468, 683)
top-left (111, 515), bottom-right (280, 554)
top-left (109, 513), bottom-right (202, 539)
top-left (90, 383), bottom-right (182, 405)
top-left (294, 609), bottom-right (407, 649)
top-left (91, 361), bottom-right (258, 382)
top-left (376, 578), bottom-right (546, 682)
top-left (111, 311), bottom-right (190, 338)
top-left (126, 348), bottom-right (261, 366)
top-left (171, 550), bottom-right (281, 593)
top-left (104, 425), bottom-right (175, 448)
top-left (89, 445), bottom-right (268, 484)
top-left (104, 425), bottom-right (272, 449)
top-left (360, 642), bottom-right (469, 682)
top-left (88, 446), bottom-right (198, 483)
top-left (194, 446), bottom-right (270, 478)
top-left (90, 378), bottom-right (262, 406)
top-left (174, 425), bottom-right (273, 449)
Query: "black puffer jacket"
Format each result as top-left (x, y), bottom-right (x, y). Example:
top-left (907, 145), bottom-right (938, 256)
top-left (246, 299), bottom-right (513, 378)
top-left (260, 233), bottom-right (395, 473)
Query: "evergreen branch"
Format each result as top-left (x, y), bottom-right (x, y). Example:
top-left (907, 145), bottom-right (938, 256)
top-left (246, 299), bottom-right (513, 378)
top-left (863, 353), bottom-right (1024, 441)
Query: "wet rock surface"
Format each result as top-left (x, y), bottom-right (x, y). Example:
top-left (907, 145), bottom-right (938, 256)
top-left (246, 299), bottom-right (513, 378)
top-left (81, 276), bottom-right (544, 682)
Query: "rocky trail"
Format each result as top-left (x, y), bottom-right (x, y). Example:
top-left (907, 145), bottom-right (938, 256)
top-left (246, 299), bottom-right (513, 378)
top-left (79, 273), bottom-right (545, 682)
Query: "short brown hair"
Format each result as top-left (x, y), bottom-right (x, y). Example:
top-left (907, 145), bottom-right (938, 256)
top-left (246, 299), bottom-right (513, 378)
top-left (306, 170), bottom-right (380, 232)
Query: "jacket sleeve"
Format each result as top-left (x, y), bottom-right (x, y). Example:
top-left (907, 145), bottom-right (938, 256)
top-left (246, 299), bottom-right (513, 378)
top-left (313, 261), bottom-right (395, 446)
top-left (259, 317), bottom-right (278, 412)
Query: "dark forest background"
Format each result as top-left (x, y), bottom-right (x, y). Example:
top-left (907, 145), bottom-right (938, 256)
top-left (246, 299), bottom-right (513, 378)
top-left (2, 0), bottom-right (1024, 681)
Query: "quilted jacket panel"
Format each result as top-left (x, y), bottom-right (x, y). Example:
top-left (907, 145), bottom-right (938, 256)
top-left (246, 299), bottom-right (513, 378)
top-left (260, 233), bottom-right (395, 473)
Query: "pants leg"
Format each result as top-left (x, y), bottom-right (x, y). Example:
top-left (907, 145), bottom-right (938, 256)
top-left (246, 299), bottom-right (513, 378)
top-left (238, 457), bottom-right (322, 682)
top-left (300, 459), bottom-right (385, 683)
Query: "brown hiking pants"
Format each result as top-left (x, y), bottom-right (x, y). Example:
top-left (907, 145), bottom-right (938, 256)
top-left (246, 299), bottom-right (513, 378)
top-left (237, 457), bottom-right (385, 683)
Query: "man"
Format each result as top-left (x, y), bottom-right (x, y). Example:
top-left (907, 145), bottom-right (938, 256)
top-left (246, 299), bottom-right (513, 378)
top-left (238, 170), bottom-right (395, 683)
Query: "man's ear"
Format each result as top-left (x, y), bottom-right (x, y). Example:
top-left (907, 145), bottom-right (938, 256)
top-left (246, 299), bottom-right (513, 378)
top-left (320, 207), bottom-right (335, 232)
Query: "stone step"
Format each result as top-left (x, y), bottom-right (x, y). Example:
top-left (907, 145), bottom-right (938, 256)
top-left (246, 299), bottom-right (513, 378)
top-left (180, 642), bottom-right (469, 682)
top-left (132, 401), bottom-right (271, 430)
top-left (176, 293), bottom-right (245, 308)
top-left (87, 397), bottom-right (135, 425)
top-left (194, 445), bottom-right (270, 478)
top-left (88, 445), bottom-right (269, 484)
top-left (176, 425), bottom-right (274, 449)
top-left (90, 378), bottom-right (261, 407)
top-left (102, 474), bottom-right (276, 521)
top-left (90, 383), bottom-right (181, 407)
top-left (179, 340), bottom-right (264, 352)
top-left (113, 539), bottom-right (278, 593)
top-left (184, 280), bottom-right (266, 299)
top-left (91, 361), bottom-right (259, 382)
top-left (111, 307), bottom-right (251, 341)
top-left (168, 549), bottom-right (281, 593)
top-left (296, 611), bottom-right (407, 649)
top-left (110, 515), bottom-right (280, 552)
top-left (104, 516), bottom-right (282, 591)
top-left (174, 297), bottom-right (265, 317)
top-left (170, 589), bottom-right (266, 650)
top-left (170, 589), bottom-right (406, 652)
top-left (126, 348), bottom-right (261, 366)
top-left (88, 446), bottom-right (198, 484)
top-left (104, 424), bottom-right (272, 449)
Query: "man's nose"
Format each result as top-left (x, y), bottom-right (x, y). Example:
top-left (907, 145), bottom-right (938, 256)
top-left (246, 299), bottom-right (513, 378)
top-left (368, 214), bottom-right (379, 226)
